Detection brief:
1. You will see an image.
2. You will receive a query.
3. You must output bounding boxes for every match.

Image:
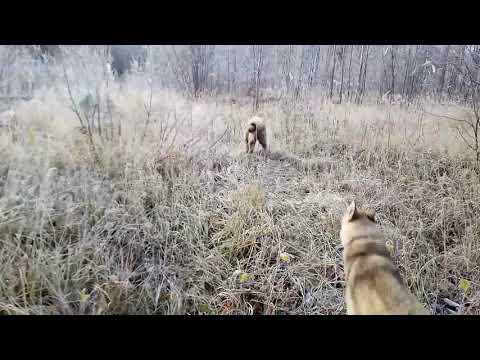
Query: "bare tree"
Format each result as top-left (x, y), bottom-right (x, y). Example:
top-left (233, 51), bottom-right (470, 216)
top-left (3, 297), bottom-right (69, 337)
top-left (449, 46), bottom-right (480, 171)
top-left (189, 45), bottom-right (215, 97)
top-left (329, 45), bottom-right (337, 99)
top-left (346, 45), bottom-right (354, 101)
top-left (390, 46), bottom-right (396, 100)
top-left (437, 45), bottom-right (451, 102)
top-left (339, 46), bottom-right (346, 103)
top-left (251, 45), bottom-right (265, 112)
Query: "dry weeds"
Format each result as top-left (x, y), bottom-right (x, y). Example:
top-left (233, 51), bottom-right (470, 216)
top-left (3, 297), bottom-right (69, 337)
top-left (0, 79), bottom-right (479, 315)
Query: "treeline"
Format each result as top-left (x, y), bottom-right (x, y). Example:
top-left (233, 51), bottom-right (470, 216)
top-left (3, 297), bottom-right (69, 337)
top-left (1, 45), bottom-right (480, 107)
top-left (146, 46), bottom-right (479, 106)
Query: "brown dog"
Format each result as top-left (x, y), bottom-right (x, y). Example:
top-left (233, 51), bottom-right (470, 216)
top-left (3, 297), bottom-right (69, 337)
top-left (245, 116), bottom-right (267, 154)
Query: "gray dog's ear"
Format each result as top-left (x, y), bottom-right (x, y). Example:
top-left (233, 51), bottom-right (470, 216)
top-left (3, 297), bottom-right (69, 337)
top-left (345, 201), bottom-right (359, 222)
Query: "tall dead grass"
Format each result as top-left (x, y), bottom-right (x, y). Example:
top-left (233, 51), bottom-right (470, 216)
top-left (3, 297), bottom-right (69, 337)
top-left (0, 61), bottom-right (479, 314)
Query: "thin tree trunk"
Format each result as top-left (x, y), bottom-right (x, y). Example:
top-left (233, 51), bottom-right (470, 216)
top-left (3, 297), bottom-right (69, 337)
top-left (356, 46), bottom-right (365, 104)
top-left (381, 46), bottom-right (388, 99)
top-left (329, 45), bottom-right (337, 99)
top-left (402, 45), bottom-right (412, 98)
top-left (226, 46), bottom-right (230, 94)
top-left (310, 45), bottom-right (321, 88)
top-left (294, 46), bottom-right (306, 100)
top-left (390, 46), bottom-right (395, 99)
top-left (437, 45), bottom-right (451, 102)
top-left (359, 45), bottom-right (370, 104)
top-left (347, 45), bottom-right (353, 101)
top-left (232, 48), bottom-right (236, 96)
top-left (408, 45), bottom-right (420, 102)
top-left (252, 45), bottom-right (264, 112)
top-left (339, 46), bottom-right (346, 103)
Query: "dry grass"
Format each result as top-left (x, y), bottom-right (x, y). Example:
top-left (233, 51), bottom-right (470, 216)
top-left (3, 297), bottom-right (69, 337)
top-left (0, 76), bottom-right (479, 315)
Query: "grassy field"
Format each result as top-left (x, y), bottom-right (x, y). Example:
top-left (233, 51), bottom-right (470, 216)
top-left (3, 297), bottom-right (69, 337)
top-left (0, 81), bottom-right (479, 314)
